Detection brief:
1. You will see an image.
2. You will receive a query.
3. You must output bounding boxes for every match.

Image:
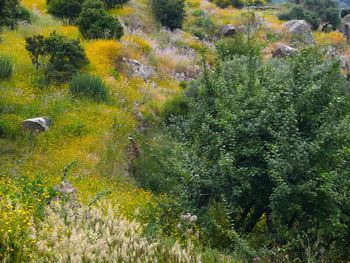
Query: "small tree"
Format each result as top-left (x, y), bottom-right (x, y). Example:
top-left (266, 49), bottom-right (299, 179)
top-left (43, 32), bottom-right (89, 81)
top-left (76, 0), bottom-right (124, 39)
top-left (150, 0), bottom-right (185, 30)
top-left (25, 34), bottom-right (46, 71)
top-left (26, 32), bottom-right (88, 81)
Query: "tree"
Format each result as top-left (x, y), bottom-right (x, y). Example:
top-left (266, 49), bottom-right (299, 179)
top-left (43, 32), bottom-right (89, 81)
top-left (25, 34), bottom-right (46, 71)
top-left (76, 0), bottom-right (124, 39)
top-left (47, 0), bottom-right (85, 23)
top-left (150, 0), bottom-right (186, 30)
top-left (135, 48), bottom-right (350, 260)
top-left (25, 32), bottom-right (89, 81)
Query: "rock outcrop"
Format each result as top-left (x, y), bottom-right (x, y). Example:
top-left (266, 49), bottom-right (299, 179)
top-left (340, 23), bottom-right (350, 44)
top-left (123, 58), bottom-right (155, 80)
top-left (326, 46), bottom-right (350, 71)
top-left (272, 45), bottom-right (298, 58)
top-left (282, 20), bottom-right (315, 46)
top-left (22, 117), bottom-right (50, 133)
top-left (222, 24), bottom-right (237, 37)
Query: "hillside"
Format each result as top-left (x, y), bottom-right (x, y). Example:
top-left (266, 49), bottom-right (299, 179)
top-left (1, 0), bottom-right (350, 262)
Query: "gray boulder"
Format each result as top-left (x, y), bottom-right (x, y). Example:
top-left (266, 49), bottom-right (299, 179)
top-left (273, 45), bottom-right (298, 58)
top-left (222, 24), bottom-right (237, 37)
top-left (340, 23), bottom-right (350, 44)
top-left (123, 58), bottom-right (155, 80)
top-left (343, 14), bottom-right (350, 24)
top-left (326, 46), bottom-right (349, 71)
top-left (22, 117), bottom-right (50, 133)
top-left (282, 20), bottom-right (315, 45)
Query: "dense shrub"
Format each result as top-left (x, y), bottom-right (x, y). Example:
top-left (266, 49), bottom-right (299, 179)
top-left (212, 0), bottom-right (245, 8)
top-left (279, 0), bottom-right (340, 31)
top-left (69, 73), bottom-right (109, 101)
top-left (25, 32), bottom-right (89, 82)
top-left (0, 56), bottom-right (13, 79)
top-left (215, 33), bottom-right (260, 60)
top-left (278, 5), bottom-right (320, 30)
top-left (0, 0), bottom-right (31, 29)
top-left (76, 0), bottom-right (124, 39)
top-left (102, 0), bottom-right (130, 8)
top-left (150, 0), bottom-right (186, 30)
top-left (44, 32), bottom-right (89, 81)
top-left (47, 0), bottom-right (85, 22)
top-left (190, 16), bottom-right (216, 40)
top-left (341, 8), bottom-right (350, 18)
top-left (134, 48), bottom-right (350, 261)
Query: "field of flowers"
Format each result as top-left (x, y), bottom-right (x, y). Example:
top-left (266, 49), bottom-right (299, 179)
top-left (1, 0), bottom-right (349, 261)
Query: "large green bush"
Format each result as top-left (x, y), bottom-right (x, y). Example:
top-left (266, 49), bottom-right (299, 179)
top-left (0, 56), bottom-right (13, 79)
top-left (279, 0), bottom-right (340, 31)
top-left (150, 0), bottom-right (185, 30)
top-left (134, 48), bottom-right (350, 261)
top-left (69, 73), bottom-right (109, 101)
top-left (0, 0), bottom-right (31, 29)
top-left (278, 5), bottom-right (320, 30)
top-left (76, 0), bottom-right (124, 39)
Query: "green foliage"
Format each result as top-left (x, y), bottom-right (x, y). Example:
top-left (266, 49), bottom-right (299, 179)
top-left (215, 33), bottom-right (260, 60)
top-left (0, 0), bottom-right (31, 29)
top-left (212, 0), bottom-right (244, 9)
top-left (25, 34), bottom-right (45, 71)
top-left (341, 8), bottom-right (350, 17)
top-left (150, 0), bottom-right (186, 30)
top-left (47, 0), bottom-right (85, 22)
top-left (135, 48), bottom-right (350, 261)
top-left (25, 32), bottom-right (89, 82)
top-left (190, 16), bottom-right (216, 40)
top-left (278, 5), bottom-right (320, 30)
top-left (280, 0), bottom-right (340, 31)
top-left (0, 55), bottom-right (13, 79)
top-left (69, 73), bottom-right (109, 101)
top-left (161, 93), bottom-right (188, 125)
top-left (76, 0), bottom-right (124, 39)
top-left (44, 32), bottom-right (88, 81)
top-left (102, 0), bottom-right (130, 8)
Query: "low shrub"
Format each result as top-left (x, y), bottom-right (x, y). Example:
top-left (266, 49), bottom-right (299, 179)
top-left (69, 73), bottom-right (109, 101)
top-left (215, 34), bottom-right (258, 60)
top-left (0, 56), bottom-right (13, 79)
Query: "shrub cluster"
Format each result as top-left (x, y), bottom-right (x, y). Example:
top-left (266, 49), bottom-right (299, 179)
top-left (76, 0), bottom-right (124, 39)
top-left (150, 0), bottom-right (186, 30)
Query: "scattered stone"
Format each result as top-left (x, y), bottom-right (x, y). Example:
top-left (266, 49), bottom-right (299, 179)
top-left (272, 45), bottom-right (298, 58)
top-left (123, 58), bottom-right (155, 80)
top-left (340, 23), bottom-right (350, 44)
top-left (22, 117), bottom-right (50, 133)
top-left (282, 20), bottom-right (315, 46)
top-left (222, 24), bottom-right (237, 37)
top-left (326, 46), bottom-right (349, 71)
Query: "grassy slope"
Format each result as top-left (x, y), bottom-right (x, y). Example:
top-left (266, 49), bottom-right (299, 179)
top-left (1, 0), bottom-right (349, 260)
